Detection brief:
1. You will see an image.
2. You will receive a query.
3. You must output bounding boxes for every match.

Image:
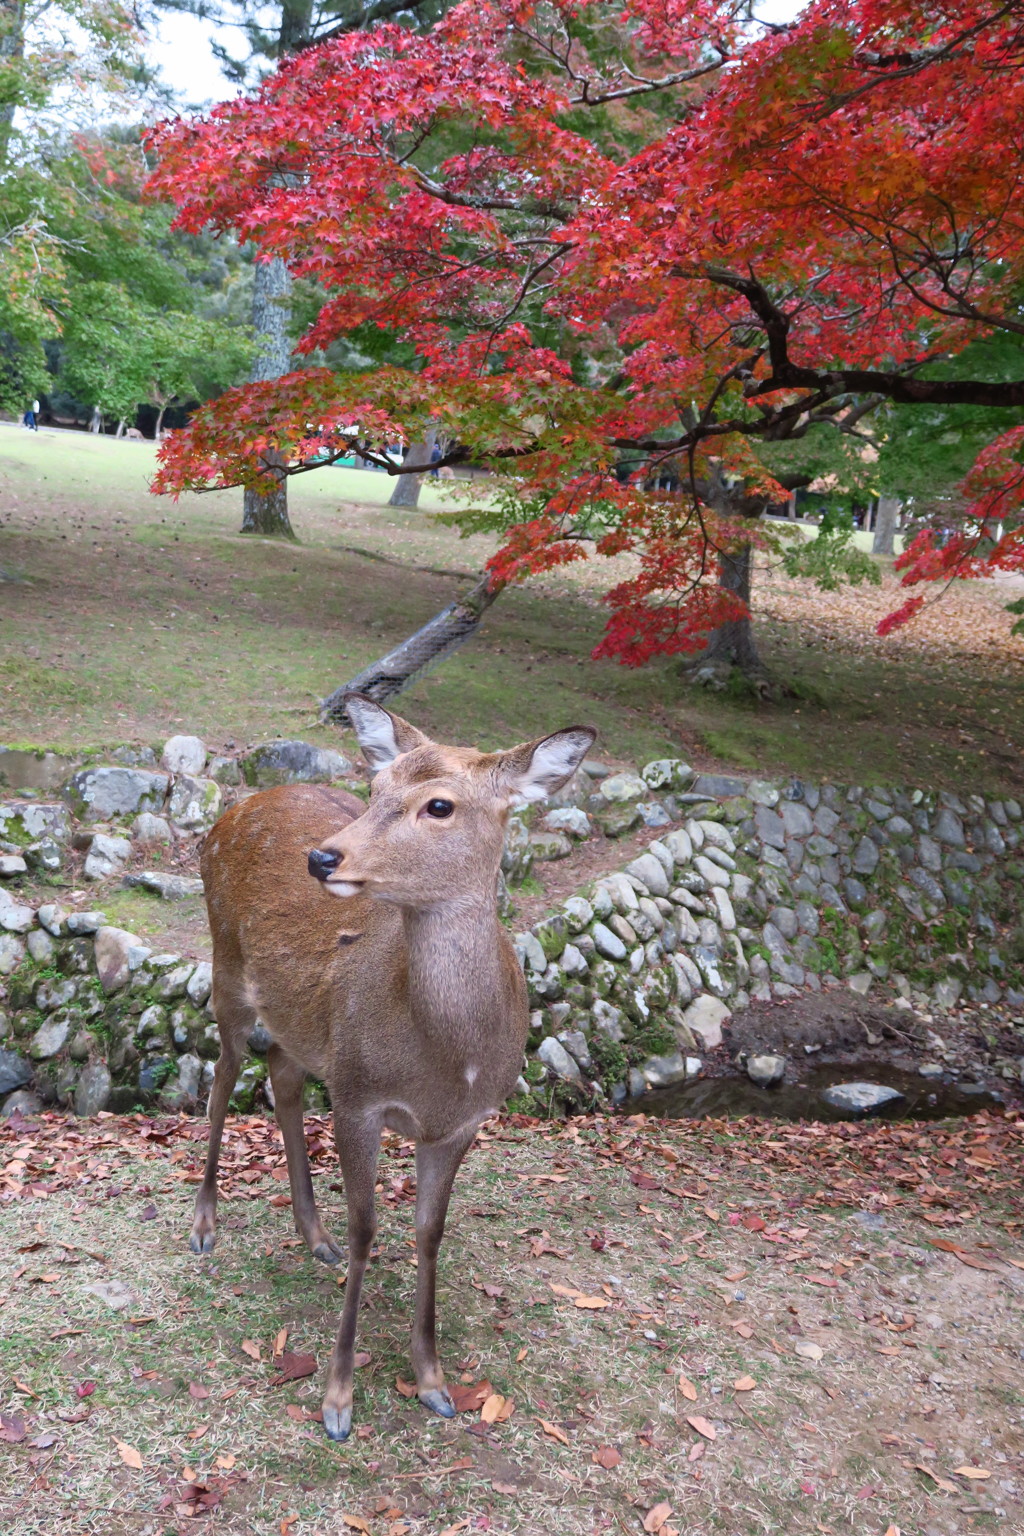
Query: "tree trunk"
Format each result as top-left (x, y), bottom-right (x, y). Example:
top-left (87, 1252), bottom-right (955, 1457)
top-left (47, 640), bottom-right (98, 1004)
top-left (89, 406), bottom-right (102, 434)
top-left (241, 255), bottom-right (296, 539)
top-left (320, 573), bottom-right (503, 718)
top-left (387, 433), bottom-right (436, 508)
top-left (0, 1), bottom-right (25, 171)
top-left (115, 418), bottom-right (126, 438)
top-left (872, 495), bottom-right (900, 556)
top-left (155, 403), bottom-right (168, 439)
top-left (694, 543), bottom-right (764, 679)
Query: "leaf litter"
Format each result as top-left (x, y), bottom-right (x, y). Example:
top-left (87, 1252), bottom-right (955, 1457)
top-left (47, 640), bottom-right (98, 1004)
top-left (0, 1104), bottom-right (1022, 1534)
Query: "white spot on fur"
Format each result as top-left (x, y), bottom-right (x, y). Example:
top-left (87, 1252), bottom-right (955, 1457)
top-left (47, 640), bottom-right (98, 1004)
top-left (465, 1065), bottom-right (478, 1086)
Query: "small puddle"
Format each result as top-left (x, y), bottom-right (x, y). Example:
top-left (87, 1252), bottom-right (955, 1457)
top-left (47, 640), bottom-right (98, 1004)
top-left (638, 1062), bottom-right (1001, 1123)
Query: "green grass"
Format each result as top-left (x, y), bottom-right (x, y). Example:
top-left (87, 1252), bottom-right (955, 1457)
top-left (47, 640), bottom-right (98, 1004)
top-left (2, 423), bottom-right (1023, 793)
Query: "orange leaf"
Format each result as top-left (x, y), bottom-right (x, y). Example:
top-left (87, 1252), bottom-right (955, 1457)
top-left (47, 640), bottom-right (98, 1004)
top-left (912, 1464), bottom-right (958, 1493)
top-left (643, 1502), bottom-right (673, 1533)
top-left (686, 1415), bottom-right (717, 1441)
top-left (733, 1376), bottom-right (756, 1392)
top-left (548, 1282), bottom-right (582, 1299)
top-left (537, 1417), bottom-right (570, 1446)
top-left (496, 1397), bottom-right (516, 1422)
top-left (515, 1347), bottom-right (527, 1363)
top-left (115, 1439), bottom-right (143, 1470)
top-left (592, 1445), bottom-right (622, 1469)
top-left (678, 1375), bottom-right (698, 1401)
top-left (395, 1376), bottom-right (417, 1398)
top-left (274, 1327), bottom-right (289, 1356)
top-left (731, 1321), bottom-right (753, 1339)
top-left (341, 1515), bottom-right (370, 1533)
top-left (241, 1339), bottom-right (261, 1362)
top-left (574, 1295), bottom-right (611, 1309)
top-left (480, 1393), bottom-right (505, 1424)
top-left (439, 1523), bottom-right (469, 1536)
top-left (953, 1466), bottom-right (991, 1479)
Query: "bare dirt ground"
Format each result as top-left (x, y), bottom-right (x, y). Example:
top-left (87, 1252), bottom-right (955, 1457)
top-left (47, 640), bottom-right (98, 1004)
top-left (1, 1107), bottom-right (1022, 1536)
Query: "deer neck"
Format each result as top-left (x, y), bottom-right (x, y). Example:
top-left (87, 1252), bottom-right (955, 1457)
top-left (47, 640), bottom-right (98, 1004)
top-left (401, 892), bottom-right (504, 1042)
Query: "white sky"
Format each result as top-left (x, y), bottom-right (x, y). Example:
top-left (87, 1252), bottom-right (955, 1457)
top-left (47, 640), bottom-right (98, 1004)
top-left (149, 1), bottom-right (805, 109)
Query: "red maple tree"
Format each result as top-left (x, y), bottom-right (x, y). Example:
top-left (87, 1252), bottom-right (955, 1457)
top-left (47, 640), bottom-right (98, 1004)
top-left (147, 0), bottom-right (1024, 664)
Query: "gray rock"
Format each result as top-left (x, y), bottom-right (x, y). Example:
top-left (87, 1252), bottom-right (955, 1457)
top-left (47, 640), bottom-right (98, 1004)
top-left (596, 804), bottom-right (644, 838)
top-left (747, 780), bottom-right (780, 808)
top-left (0, 890), bottom-right (34, 933)
top-left (138, 1056), bottom-right (174, 1096)
top-left (662, 828), bottom-right (694, 865)
top-left (641, 759), bottom-right (694, 791)
top-left (746, 1054), bottom-right (786, 1088)
top-left (847, 972), bottom-right (874, 996)
top-left (241, 740), bottom-right (353, 787)
top-left (161, 735), bottom-right (207, 776)
top-left (82, 1277), bottom-right (135, 1310)
top-left (30, 1016), bottom-right (70, 1059)
top-left (642, 1051), bottom-right (690, 1089)
top-left (530, 830), bottom-right (574, 862)
top-left (886, 815), bottom-right (914, 841)
top-left (768, 905), bottom-right (798, 941)
top-left (541, 807), bottom-right (591, 839)
top-left (709, 886), bottom-right (736, 931)
top-left (592, 922), bottom-right (627, 962)
top-left (123, 871), bottom-right (204, 900)
top-left (823, 1081), bottom-right (904, 1114)
top-left (0, 747), bottom-right (79, 793)
top-left (933, 807), bottom-right (965, 847)
top-left (681, 994), bottom-right (731, 1050)
top-left (690, 773), bottom-right (747, 798)
top-left (754, 806), bottom-right (786, 851)
top-left (625, 852), bottom-right (670, 898)
top-left (627, 1067), bottom-right (647, 1098)
top-left (601, 773), bottom-right (648, 803)
top-left (843, 877), bottom-right (868, 909)
top-left (151, 964), bottom-right (195, 1002)
top-left (83, 832), bottom-right (132, 881)
top-left (36, 903), bottom-right (65, 935)
top-left (208, 755), bottom-right (242, 787)
top-left (167, 776), bottom-right (222, 832)
top-left (501, 816), bottom-right (533, 884)
top-left (65, 766), bottom-right (169, 822)
top-left (0, 933), bottom-right (26, 973)
top-left (0, 1049), bottom-right (33, 1096)
top-left (918, 1062), bottom-right (944, 1079)
top-left (24, 837), bottom-right (63, 873)
top-left (813, 806), bottom-right (840, 838)
top-left (559, 943), bottom-right (589, 977)
top-left (74, 1062), bottom-right (112, 1116)
top-left (69, 1030), bottom-right (91, 1062)
top-left (536, 1036), bottom-right (583, 1085)
top-left (160, 1052), bottom-right (202, 1110)
top-left (562, 896), bottom-right (593, 933)
top-left (66, 910), bottom-right (105, 934)
top-left (186, 961), bottom-right (213, 1006)
top-left (558, 1030), bottom-right (592, 1071)
top-left (933, 977), bottom-right (962, 1010)
top-left (2, 1089), bottom-right (43, 1117)
top-left (94, 926), bottom-right (147, 994)
top-left (515, 931), bottom-right (547, 973)
top-left (26, 928), bottom-right (55, 964)
top-left (694, 854), bottom-right (729, 889)
top-left (780, 802), bottom-right (813, 838)
top-left (591, 1000), bottom-right (625, 1041)
top-left (0, 799), bottom-right (74, 846)
top-left (794, 901), bottom-right (819, 936)
top-left (607, 913), bottom-right (637, 947)
top-left (637, 800), bottom-right (672, 829)
top-left (0, 853), bottom-right (27, 877)
top-left (852, 837), bottom-right (880, 876)
top-left (909, 867), bottom-right (945, 906)
top-left (131, 812), bottom-right (173, 845)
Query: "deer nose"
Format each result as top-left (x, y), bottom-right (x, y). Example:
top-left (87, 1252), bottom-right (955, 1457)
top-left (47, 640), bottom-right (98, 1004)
top-left (308, 847), bottom-right (342, 881)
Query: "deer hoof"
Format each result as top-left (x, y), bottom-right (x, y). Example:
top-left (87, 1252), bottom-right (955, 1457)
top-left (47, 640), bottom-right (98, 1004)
top-left (312, 1237), bottom-right (344, 1266)
top-left (189, 1228), bottom-right (216, 1256)
top-left (322, 1405), bottom-right (352, 1442)
top-left (419, 1387), bottom-right (456, 1419)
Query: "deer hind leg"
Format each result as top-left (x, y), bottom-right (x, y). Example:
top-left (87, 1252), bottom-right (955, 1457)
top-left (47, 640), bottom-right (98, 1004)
top-left (267, 1042), bottom-right (342, 1265)
top-left (188, 981), bottom-right (252, 1256)
top-left (409, 1127), bottom-right (478, 1418)
top-left (321, 1114), bottom-right (381, 1442)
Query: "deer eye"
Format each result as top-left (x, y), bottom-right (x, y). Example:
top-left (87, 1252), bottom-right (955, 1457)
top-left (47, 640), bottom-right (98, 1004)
top-left (425, 797), bottom-right (454, 818)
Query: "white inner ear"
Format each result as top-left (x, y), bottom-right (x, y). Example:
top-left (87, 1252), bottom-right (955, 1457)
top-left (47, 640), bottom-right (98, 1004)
top-left (346, 697), bottom-right (402, 772)
top-left (512, 729), bottom-right (594, 804)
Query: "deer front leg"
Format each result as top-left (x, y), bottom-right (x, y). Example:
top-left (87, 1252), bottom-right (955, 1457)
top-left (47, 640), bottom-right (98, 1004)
top-left (267, 1043), bottom-right (343, 1265)
top-left (410, 1127), bottom-right (477, 1419)
top-left (321, 1114), bottom-right (381, 1442)
top-left (189, 990), bottom-right (250, 1256)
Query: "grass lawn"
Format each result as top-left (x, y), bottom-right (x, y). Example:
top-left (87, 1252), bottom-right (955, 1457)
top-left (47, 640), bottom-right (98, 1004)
top-left (2, 424), bottom-right (1022, 794)
top-left (0, 1107), bottom-right (1021, 1536)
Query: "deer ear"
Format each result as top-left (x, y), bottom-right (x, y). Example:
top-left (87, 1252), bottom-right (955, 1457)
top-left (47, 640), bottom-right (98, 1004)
top-left (344, 694), bottom-right (432, 772)
top-left (498, 727), bottom-right (596, 805)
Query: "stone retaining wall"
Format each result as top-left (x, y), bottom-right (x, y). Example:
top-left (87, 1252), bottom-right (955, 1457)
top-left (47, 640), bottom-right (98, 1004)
top-left (1, 744), bottom-right (1022, 1117)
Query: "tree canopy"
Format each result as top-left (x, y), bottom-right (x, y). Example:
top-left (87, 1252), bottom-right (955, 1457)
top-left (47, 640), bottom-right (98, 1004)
top-left (148, 0), bottom-right (1024, 655)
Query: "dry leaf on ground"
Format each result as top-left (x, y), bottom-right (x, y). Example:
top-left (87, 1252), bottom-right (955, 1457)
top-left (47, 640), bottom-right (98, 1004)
top-left (686, 1415), bottom-right (717, 1441)
top-left (537, 1418), bottom-right (570, 1446)
top-left (678, 1375), bottom-right (698, 1401)
top-left (115, 1440), bottom-right (143, 1470)
top-left (592, 1445), bottom-right (622, 1469)
top-left (643, 1502), bottom-right (673, 1533)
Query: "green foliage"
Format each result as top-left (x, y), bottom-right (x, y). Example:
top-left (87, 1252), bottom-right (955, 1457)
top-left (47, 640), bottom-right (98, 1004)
top-left (588, 1031), bottom-right (628, 1092)
top-left (779, 507), bottom-right (882, 592)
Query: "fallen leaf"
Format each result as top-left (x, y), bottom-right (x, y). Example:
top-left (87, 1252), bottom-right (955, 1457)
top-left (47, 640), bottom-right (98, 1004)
top-left (723, 1270), bottom-right (747, 1283)
top-left (75, 1381), bottom-right (96, 1399)
top-left (438, 1524), bottom-right (469, 1536)
top-left (30, 1431), bottom-right (57, 1449)
top-left (686, 1415), bottom-right (717, 1441)
top-left (954, 1466), bottom-right (991, 1480)
top-left (574, 1295), bottom-right (611, 1309)
top-left (188, 1382), bottom-right (210, 1400)
top-left (116, 1439), bottom-right (143, 1470)
top-left (492, 1480), bottom-right (518, 1494)
top-left (794, 1341), bottom-right (823, 1362)
top-left (883, 1527), bottom-right (900, 1536)
top-left (215, 1453), bottom-right (236, 1470)
top-left (269, 1352), bottom-right (316, 1386)
top-left (450, 1380), bottom-right (493, 1413)
top-left (395, 1377), bottom-right (417, 1398)
top-left (274, 1327), bottom-right (289, 1356)
top-left (241, 1339), bottom-right (262, 1362)
top-left (480, 1393), bottom-right (505, 1424)
top-left (537, 1417), bottom-right (570, 1446)
top-left (734, 1376), bottom-right (757, 1392)
top-left (592, 1445), bottom-right (621, 1469)
top-left (549, 1282), bottom-right (582, 1299)
top-left (0, 1413), bottom-right (26, 1444)
top-left (14, 1380), bottom-right (38, 1398)
top-left (912, 1463), bottom-right (958, 1493)
top-left (678, 1375), bottom-right (698, 1402)
top-left (354, 1351), bottom-right (371, 1369)
top-left (515, 1347), bottom-right (527, 1363)
top-left (643, 1502), bottom-right (673, 1533)
top-left (341, 1516), bottom-right (370, 1533)
top-left (688, 1441), bottom-right (704, 1463)
top-left (731, 1321), bottom-right (754, 1339)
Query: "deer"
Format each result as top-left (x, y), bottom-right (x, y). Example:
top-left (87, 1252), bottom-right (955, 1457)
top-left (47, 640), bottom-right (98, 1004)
top-left (191, 694), bottom-right (595, 1441)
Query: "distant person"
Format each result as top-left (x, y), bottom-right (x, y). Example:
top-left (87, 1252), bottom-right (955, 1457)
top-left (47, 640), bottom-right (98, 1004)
top-left (429, 442), bottom-right (442, 479)
top-left (23, 399), bottom-right (39, 431)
